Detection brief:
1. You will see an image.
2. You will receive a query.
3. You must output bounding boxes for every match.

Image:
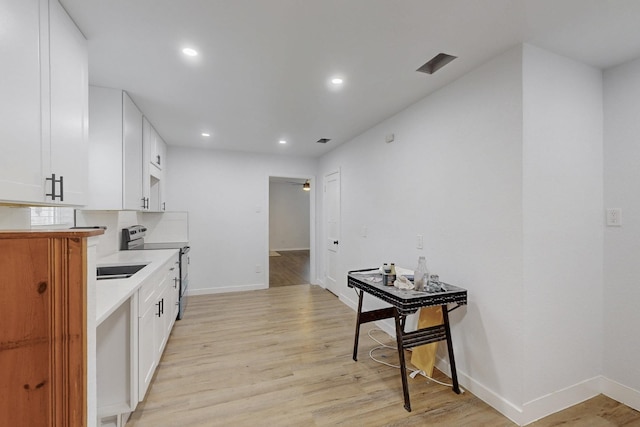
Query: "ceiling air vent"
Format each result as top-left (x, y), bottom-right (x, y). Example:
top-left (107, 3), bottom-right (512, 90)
top-left (416, 53), bottom-right (457, 75)
top-left (316, 138), bottom-right (331, 144)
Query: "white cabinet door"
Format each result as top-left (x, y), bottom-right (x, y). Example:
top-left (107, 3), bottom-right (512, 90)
top-left (137, 302), bottom-right (156, 401)
top-left (0, 0), bottom-right (88, 206)
top-left (86, 86), bottom-right (124, 209)
top-left (154, 276), bottom-right (170, 359)
top-left (143, 117), bottom-right (167, 211)
top-left (166, 261), bottom-right (180, 335)
top-left (47, 0), bottom-right (88, 205)
top-left (150, 128), bottom-right (166, 170)
top-left (142, 117), bottom-right (153, 210)
top-left (123, 93), bottom-right (144, 210)
top-left (0, 0), bottom-right (45, 203)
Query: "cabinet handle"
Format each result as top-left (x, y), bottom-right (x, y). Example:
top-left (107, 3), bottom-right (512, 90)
top-left (156, 301), bottom-right (162, 317)
top-left (173, 277), bottom-right (179, 289)
top-left (156, 155), bottom-right (161, 165)
top-left (161, 298), bottom-right (164, 315)
top-left (140, 197), bottom-right (149, 210)
top-left (162, 202), bottom-right (166, 211)
top-left (45, 174), bottom-right (64, 201)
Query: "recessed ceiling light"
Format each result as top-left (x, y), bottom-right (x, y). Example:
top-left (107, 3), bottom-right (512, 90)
top-left (201, 132), bottom-right (210, 137)
top-left (331, 77), bottom-right (343, 85)
top-left (182, 47), bottom-right (198, 57)
top-left (279, 140), bottom-right (287, 144)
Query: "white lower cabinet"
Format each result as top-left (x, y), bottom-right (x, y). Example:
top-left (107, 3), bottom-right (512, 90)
top-left (138, 255), bottom-right (179, 401)
top-left (97, 253), bottom-right (179, 426)
top-left (96, 297), bottom-right (136, 426)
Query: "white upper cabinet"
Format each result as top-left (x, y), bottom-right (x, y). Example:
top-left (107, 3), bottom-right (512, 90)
top-left (150, 127), bottom-right (167, 170)
top-left (142, 117), bottom-right (167, 211)
top-left (47, 0), bottom-right (89, 205)
top-left (123, 93), bottom-right (144, 210)
top-left (0, 0), bottom-right (88, 206)
top-left (86, 87), bottom-right (145, 210)
top-left (0, 0), bottom-right (47, 203)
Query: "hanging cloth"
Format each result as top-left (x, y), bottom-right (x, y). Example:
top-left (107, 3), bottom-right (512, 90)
top-left (410, 306), bottom-right (443, 376)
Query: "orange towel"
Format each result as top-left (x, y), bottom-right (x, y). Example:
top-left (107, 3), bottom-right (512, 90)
top-left (410, 306), bottom-right (443, 376)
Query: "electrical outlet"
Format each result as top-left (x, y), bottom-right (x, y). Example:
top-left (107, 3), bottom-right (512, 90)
top-left (606, 208), bottom-right (622, 226)
top-left (255, 264), bottom-right (262, 273)
top-left (361, 226), bottom-right (367, 238)
top-left (416, 234), bottom-right (423, 249)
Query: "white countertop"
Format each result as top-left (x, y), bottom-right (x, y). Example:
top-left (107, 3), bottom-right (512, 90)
top-left (95, 249), bottom-right (179, 325)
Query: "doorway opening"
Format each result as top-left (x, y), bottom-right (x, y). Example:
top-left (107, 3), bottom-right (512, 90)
top-left (268, 176), bottom-right (314, 287)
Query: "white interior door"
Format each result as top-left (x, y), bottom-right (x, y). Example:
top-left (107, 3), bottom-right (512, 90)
top-left (324, 170), bottom-right (340, 296)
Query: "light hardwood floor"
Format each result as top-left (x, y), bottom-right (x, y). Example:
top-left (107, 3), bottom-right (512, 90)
top-left (127, 285), bottom-right (640, 426)
top-left (269, 249), bottom-right (310, 287)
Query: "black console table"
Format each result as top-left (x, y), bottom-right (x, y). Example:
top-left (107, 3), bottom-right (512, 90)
top-left (348, 269), bottom-right (467, 411)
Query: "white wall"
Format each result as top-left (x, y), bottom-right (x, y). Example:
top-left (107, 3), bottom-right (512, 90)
top-left (315, 43), bottom-right (623, 425)
top-left (165, 146), bottom-right (317, 294)
top-left (318, 45), bottom-right (526, 415)
top-left (521, 44), bottom-right (604, 415)
top-left (269, 181), bottom-right (310, 251)
top-left (603, 57), bottom-right (640, 409)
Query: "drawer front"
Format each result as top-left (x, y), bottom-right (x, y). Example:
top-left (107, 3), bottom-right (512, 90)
top-left (138, 255), bottom-right (179, 313)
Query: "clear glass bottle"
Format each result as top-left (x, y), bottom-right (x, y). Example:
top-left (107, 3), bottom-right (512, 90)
top-left (414, 256), bottom-right (428, 291)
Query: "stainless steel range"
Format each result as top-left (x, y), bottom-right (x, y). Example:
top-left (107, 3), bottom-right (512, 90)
top-left (122, 225), bottom-right (190, 320)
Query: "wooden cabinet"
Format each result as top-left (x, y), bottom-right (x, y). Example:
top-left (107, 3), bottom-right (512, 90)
top-left (86, 87), bottom-right (145, 210)
top-left (0, 0), bottom-right (88, 206)
top-left (137, 254), bottom-right (179, 401)
top-left (0, 229), bottom-right (103, 426)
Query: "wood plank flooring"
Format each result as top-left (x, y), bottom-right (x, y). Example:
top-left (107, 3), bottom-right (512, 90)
top-left (269, 249), bottom-right (309, 287)
top-left (126, 285), bottom-right (640, 426)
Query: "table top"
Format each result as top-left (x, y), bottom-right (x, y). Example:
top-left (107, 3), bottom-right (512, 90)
top-left (348, 269), bottom-right (467, 315)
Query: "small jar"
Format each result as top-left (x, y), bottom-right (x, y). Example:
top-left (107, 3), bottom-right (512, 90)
top-left (426, 274), bottom-right (441, 292)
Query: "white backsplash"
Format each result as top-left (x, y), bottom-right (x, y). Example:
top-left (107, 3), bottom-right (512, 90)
top-left (0, 206), bottom-right (31, 229)
top-left (75, 210), bottom-right (189, 257)
top-left (140, 211), bottom-right (189, 243)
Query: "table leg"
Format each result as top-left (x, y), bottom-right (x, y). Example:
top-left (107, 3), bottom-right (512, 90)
top-left (393, 309), bottom-right (411, 412)
top-left (442, 304), bottom-right (461, 394)
top-left (352, 289), bottom-right (364, 361)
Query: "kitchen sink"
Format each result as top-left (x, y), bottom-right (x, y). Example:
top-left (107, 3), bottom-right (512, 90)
top-left (96, 264), bottom-right (148, 280)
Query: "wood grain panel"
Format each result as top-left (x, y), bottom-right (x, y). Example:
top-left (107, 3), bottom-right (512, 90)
top-left (0, 235), bottom-right (87, 426)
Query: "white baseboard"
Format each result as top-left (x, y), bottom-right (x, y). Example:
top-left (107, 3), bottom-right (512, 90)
top-left (602, 376), bottom-right (640, 412)
top-left (361, 327), bottom-right (622, 426)
top-left (188, 283), bottom-right (267, 295)
top-left (519, 376), bottom-right (601, 425)
top-left (433, 358), bottom-right (525, 425)
top-left (270, 247), bottom-right (310, 252)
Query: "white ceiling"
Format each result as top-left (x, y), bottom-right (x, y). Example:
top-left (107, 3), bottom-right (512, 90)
top-left (60, 0), bottom-right (640, 158)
